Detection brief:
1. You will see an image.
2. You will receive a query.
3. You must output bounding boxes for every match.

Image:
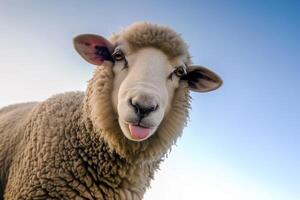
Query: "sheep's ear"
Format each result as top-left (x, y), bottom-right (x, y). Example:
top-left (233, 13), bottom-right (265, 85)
top-left (183, 65), bottom-right (223, 92)
top-left (73, 34), bottom-right (114, 65)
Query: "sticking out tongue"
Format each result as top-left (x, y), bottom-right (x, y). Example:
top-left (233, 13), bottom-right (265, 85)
top-left (129, 124), bottom-right (151, 140)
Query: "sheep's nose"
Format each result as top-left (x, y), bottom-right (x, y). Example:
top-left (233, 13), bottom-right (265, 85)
top-left (129, 97), bottom-right (158, 119)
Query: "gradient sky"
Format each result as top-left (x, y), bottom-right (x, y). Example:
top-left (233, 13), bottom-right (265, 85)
top-left (0, 1), bottom-right (299, 199)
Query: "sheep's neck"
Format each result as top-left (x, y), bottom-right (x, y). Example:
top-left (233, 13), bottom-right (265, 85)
top-left (68, 119), bottom-right (157, 199)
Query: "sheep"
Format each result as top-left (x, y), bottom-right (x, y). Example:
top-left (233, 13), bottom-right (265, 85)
top-left (0, 22), bottom-right (222, 199)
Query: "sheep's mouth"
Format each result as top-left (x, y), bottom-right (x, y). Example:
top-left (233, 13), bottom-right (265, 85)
top-left (128, 124), bottom-right (151, 140)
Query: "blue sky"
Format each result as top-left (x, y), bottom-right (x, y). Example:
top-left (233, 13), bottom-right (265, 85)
top-left (0, 0), bottom-right (299, 199)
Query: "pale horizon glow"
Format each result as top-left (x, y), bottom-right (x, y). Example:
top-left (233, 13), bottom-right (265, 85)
top-left (0, 1), bottom-right (299, 199)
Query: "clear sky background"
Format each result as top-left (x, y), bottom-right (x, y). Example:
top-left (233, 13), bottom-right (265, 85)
top-left (0, 0), bottom-right (299, 199)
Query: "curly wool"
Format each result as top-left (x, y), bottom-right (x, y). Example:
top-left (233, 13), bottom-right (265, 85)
top-left (1, 91), bottom-right (156, 199)
top-left (0, 23), bottom-right (192, 199)
top-left (111, 22), bottom-right (191, 63)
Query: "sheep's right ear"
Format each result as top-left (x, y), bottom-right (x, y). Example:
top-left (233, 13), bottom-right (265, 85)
top-left (73, 34), bottom-right (114, 65)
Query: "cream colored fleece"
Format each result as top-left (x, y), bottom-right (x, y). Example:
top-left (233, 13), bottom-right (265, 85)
top-left (0, 22), bottom-right (191, 199)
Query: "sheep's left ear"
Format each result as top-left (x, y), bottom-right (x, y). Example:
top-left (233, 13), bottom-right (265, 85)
top-left (183, 65), bottom-right (223, 92)
top-left (73, 34), bottom-right (114, 66)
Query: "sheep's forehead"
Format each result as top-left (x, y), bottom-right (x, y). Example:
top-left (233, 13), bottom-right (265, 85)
top-left (110, 22), bottom-right (191, 63)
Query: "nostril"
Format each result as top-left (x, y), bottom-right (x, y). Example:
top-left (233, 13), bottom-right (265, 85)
top-left (129, 98), bottom-right (158, 118)
top-left (139, 106), bottom-right (153, 116)
top-left (129, 99), bottom-right (138, 113)
top-left (147, 104), bottom-right (158, 113)
top-left (129, 98), bottom-right (134, 108)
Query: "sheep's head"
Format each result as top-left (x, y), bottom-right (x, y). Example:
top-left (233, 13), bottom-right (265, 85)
top-left (74, 23), bottom-right (222, 159)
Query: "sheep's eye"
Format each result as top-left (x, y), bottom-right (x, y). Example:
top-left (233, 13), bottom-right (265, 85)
top-left (174, 66), bottom-right (187, 77)
top-left (112, 50), bottom-right (125, 61)
top-left (168, 65), bottom-right (187, 80)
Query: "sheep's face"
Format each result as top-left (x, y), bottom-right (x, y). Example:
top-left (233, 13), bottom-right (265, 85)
top-left (74, 32), bottom-right (223, 142)
top-left (111, 47), bottom-right (183, 141)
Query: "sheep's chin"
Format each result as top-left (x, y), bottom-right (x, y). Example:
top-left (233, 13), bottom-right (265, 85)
top-left (118, 119), bottom-right (157, 142)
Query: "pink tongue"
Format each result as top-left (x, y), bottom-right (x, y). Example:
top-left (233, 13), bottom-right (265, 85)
top-left (129, 124), bottom-right (150, 139)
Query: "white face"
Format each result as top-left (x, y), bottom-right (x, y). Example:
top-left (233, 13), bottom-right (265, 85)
top-left (111, 47), bottom-right (183, 141)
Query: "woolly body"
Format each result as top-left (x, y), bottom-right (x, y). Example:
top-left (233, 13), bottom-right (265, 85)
top-left (0, 66), bottom-right (188, 199)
